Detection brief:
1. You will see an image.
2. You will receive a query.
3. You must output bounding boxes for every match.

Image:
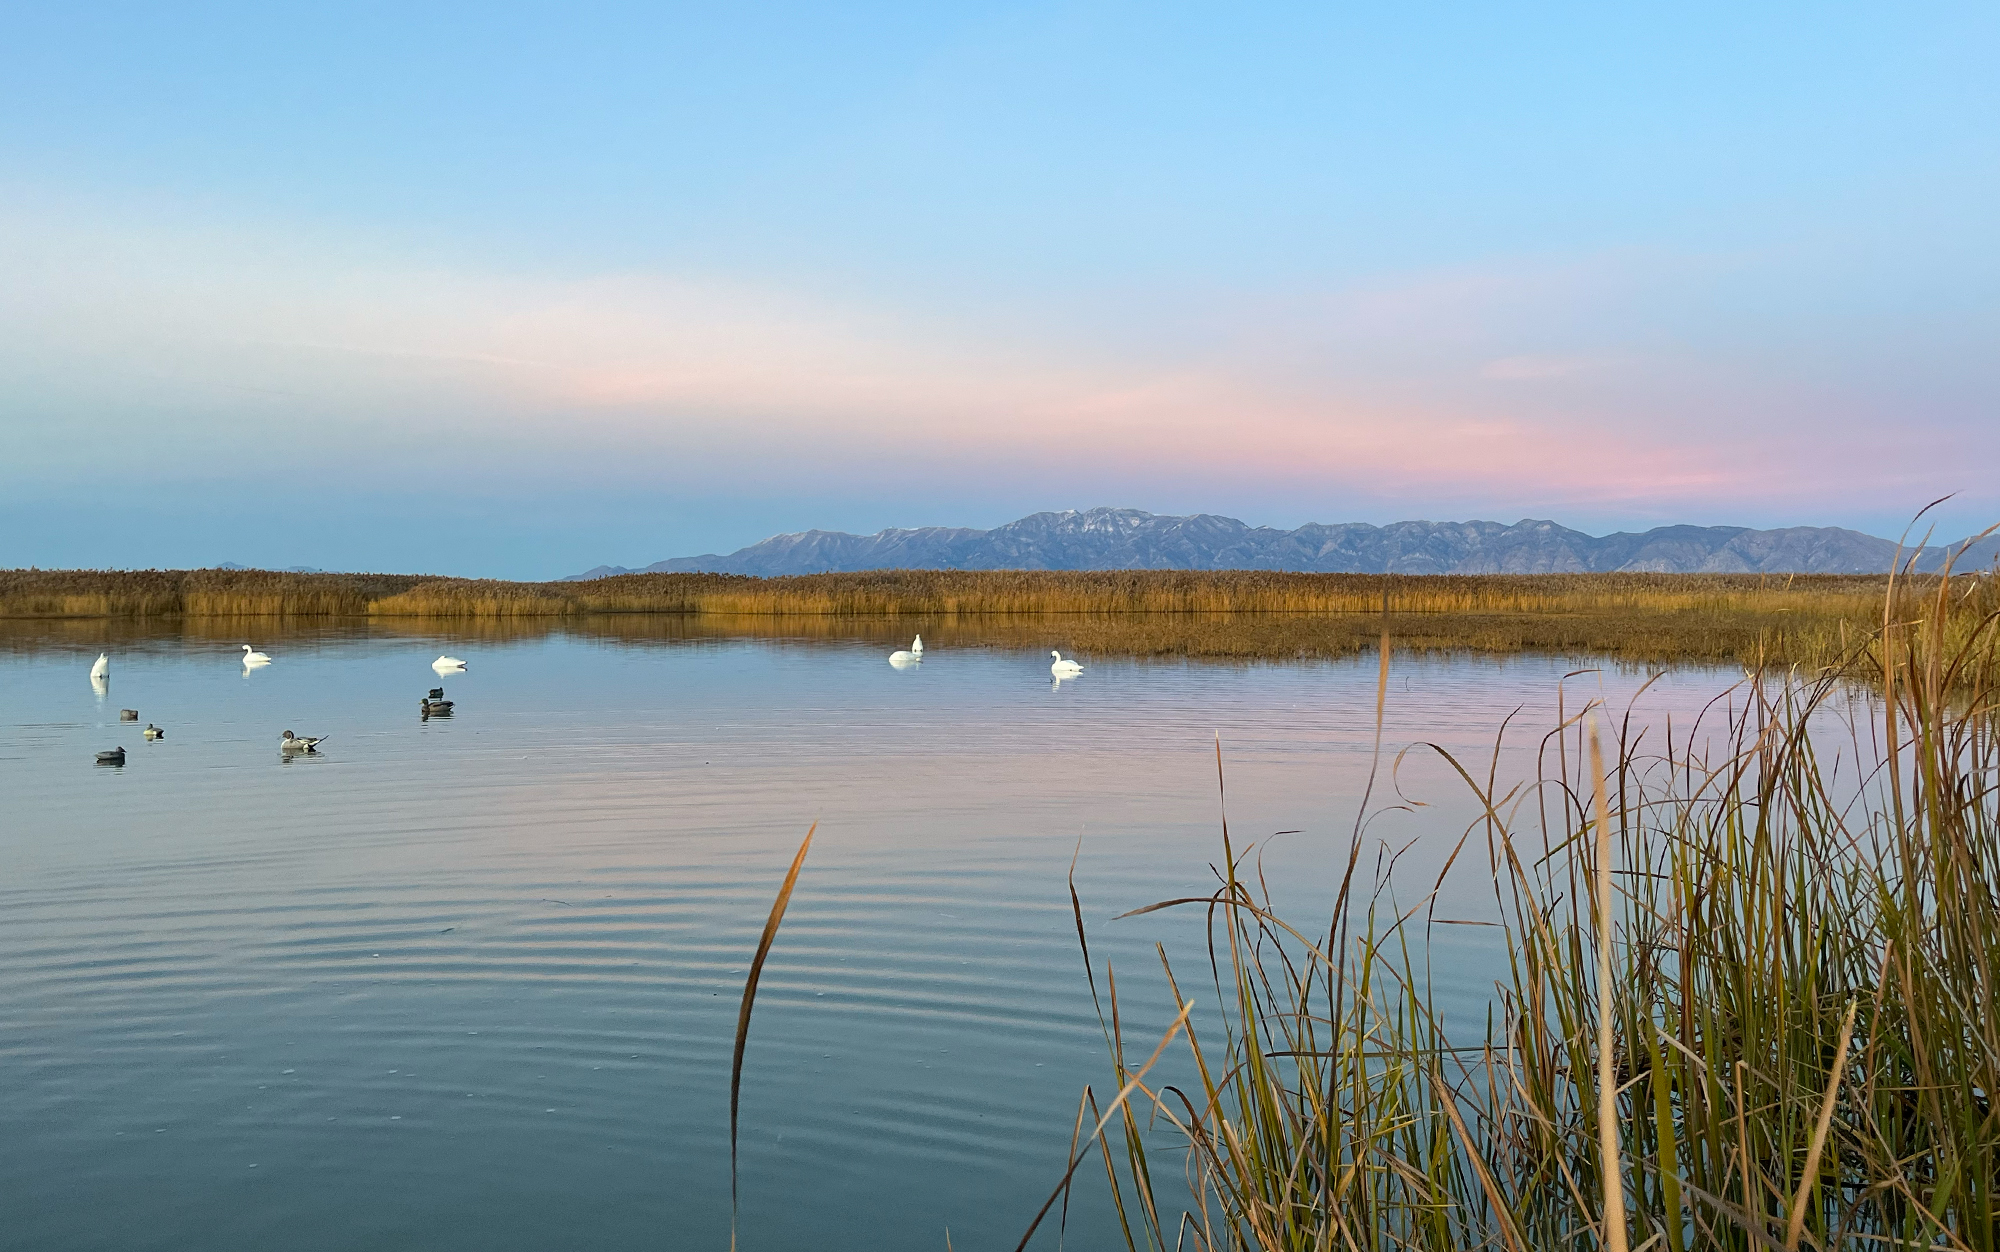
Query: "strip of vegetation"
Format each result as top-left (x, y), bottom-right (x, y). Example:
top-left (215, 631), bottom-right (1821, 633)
top-left (6, 566), bottom-right (1995, 674)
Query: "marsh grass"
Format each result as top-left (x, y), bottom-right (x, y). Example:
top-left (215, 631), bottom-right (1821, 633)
top-left (7, 567), bottom-right (1997, 674)
top-left (1026, 561), bottom-right (2000, 1249)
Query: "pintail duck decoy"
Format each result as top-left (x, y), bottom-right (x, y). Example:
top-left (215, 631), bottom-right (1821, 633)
top-left (143, 724), bottom-right (164, 740)
top-left (95, 747), bottom-right (126, 765)
top-left (280, 730), bottom-right (327, 752)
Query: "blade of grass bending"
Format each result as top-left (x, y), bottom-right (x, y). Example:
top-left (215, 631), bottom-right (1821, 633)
top-left (1783, 998), bottom-right (1859, 1251)
top-left (1012, 998), bottom-right (1195, 1252)
top-left (729, 824), bottom-right (816, 1252)
top-left (1590, 717), bottom-right (1631, 1252)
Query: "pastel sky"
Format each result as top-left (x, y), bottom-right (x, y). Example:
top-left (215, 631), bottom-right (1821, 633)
top-left (4, 3), bottom-right (1995, 577)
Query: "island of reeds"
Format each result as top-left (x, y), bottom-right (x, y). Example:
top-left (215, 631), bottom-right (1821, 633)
top-left (5, 565), bottom-right (1997, 674)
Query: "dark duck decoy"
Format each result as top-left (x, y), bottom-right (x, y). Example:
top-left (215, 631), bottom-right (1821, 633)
top-left (95, 747), bottom-right (126, 765)
top-left (143, 724), bottom-right (164, 740)
top-left (421, 697), bottom-right (455, 717)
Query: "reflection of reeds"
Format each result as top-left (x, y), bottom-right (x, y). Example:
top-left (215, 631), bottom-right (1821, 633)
top-left (7, 567), bottom-right (1998, 672)
top-left (1028, 558), bottom-right (2000, 1251)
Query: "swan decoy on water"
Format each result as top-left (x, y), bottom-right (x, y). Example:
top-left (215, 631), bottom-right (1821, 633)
top-left (279, 730), bottom-right (326, 752)
top-left (143, 724), bottom-right (164, 740)
top-left (95, 747), bottom-right (126, 765)
top-left (433, 655), bottom-right (467, 672)
top-left (888, 635), bottom-right (924, 666)
top-left (90, 653), bottom-right (110, 681)
top-left (1050, 650), bottom-right (1083, 676)
top-left (241, 644), bottom-right (273, 667)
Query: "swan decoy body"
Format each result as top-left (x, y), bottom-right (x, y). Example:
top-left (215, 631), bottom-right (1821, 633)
top-left (143, 724), bottom-right (164, 740)
top-left (433, 655), bottom-right (467, 671)
top-left (241, 644), bottom-right (272, 667)
top-left (95, 747), bottom-right (126, 765)
top-left (90, 653), bottom-right (110, 680)
top-left (1050, 650), bottom-right (1083, 676)
top-left (279, 730), bottom-right (326, 752)
top-left (888, 634), bottom-right (924, 665)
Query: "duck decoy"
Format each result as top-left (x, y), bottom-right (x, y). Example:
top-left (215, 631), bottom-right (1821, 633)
top-left (428, 687), bottom-right (446, 699)
top-left (120, 708), bottom-right (139, 721)
top-left (280, 730), bottom-right (327, 752)
top-left (143, 724), bottom-right (165, 740)
top-left (242, 644), bottom-right (273, 667)
top-left (421, 698), bottom-right (455, 717)
top-left (1050, 650), bottom-right (1084, 676)
top-left (90, 653), bottom-right (110, 681)
top-left (95, 747), bottom-right (126, 765)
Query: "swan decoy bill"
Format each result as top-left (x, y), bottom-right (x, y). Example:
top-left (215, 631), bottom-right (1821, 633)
top-left (1050, 650), bottom-right (1084, 676)
top-left (95, 747), bottom-right (126, 765)
top-left (120, 708), bottom-right (139, 721)
top-left (279, 730), bottom-right (327, 752)
top-left (433, 655), bottom-right (467, 671)
top-left (242, 644), bottom-right (273, 666)
top-left (90, 653), bottom-right (110, 680)
top-left (143, 724), bottom-right (164, 740)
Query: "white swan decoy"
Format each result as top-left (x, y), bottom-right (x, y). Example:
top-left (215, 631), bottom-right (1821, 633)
top-left (241, 644), bottom-right (273, 667)
top-left (888, 635), bottom-right (924, 666)
top-left (90, 653), bottom-right (110, 681)
top-left (1050, 650), bottom-right (1083, 676)
top-left (432, 655), bottom-right (467, 671)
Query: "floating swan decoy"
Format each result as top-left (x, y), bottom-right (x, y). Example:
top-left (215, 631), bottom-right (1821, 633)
top-left (1050, 650), bottom-right (1083, 676)
top-left (95, 747), bottom-right (126, 765)
top-left (242, 644), bottom-right (273, 667)
top-left (120, 709), bottom-right (139, 721)
top-left (888, 634), bottom-right (924, 666)
top-left (90, 653), bottom-right (110, 681)
top-left (143, 724), bottom-right (164, 740)
top-left (433, 655), bottom-right (467, 671)
top-left (279, 730), bottom-right (326, 752)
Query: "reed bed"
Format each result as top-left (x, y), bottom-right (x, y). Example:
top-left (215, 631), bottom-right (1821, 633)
top-left (8, 567), bottom-right (1996, 675)
top-left (1030, 568), bottom-right (2000, 1249)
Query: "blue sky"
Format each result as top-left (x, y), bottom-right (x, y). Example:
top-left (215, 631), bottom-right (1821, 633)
top-left (3, 2), bottom-right (1995, 577)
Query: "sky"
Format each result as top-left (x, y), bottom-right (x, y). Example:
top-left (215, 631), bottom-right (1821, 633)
top-left (3, 2), bottom-right (1995, 578)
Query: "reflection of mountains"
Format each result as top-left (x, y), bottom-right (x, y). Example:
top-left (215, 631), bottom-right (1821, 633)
top-left (0, 604), bottom-right (1889, 667)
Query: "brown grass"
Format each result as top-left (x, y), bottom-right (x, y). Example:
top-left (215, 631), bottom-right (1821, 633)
top-left (5, 566), bottom-right (1995, 674)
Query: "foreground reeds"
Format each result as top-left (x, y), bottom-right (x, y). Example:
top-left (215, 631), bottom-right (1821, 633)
top-left (1034, 561), bottom-right (1999, 1249)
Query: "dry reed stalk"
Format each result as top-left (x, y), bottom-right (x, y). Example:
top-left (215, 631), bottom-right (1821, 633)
top-left (730, 824), bottom-right (814, 1252)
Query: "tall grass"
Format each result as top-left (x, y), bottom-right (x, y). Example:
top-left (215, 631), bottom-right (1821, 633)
top-left (1040, 563), bottom-right (2000, 1249)
top-left (8, 566), bottom-right (1997, 675)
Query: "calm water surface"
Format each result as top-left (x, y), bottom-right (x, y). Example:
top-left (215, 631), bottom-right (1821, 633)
top-left (2, 627), bottom-right (1754, 1250)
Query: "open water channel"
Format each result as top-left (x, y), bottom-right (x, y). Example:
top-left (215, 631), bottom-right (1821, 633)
top-left (1, 623), bottom-right (1765, 1250)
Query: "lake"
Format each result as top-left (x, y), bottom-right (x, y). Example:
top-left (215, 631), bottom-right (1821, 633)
top-left (1, 622), bottom-right (1756, 1251)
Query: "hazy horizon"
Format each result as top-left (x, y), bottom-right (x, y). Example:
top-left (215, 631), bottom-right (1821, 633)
top-left (5, 4), bottom-right (1996, 578)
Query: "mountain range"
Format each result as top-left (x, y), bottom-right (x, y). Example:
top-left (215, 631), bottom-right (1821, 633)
top-left (565, 508), bottom-right (1999, 580)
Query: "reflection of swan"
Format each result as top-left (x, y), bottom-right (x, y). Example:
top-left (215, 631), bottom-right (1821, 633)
top-left (91, 672), bottom-right (109, 697)
top-left (433, 655), bottom-right (467, 671)
top-left (90, 653), bottom-right (110, 681)
top-left (242, 644), bottom-right (272, 667)
top-left (1050, 650), bottom-right (1083, 676)
top-left (888, 635), bottom-right (924, 666)
top-left (280, 731), bottom-right (326, 752)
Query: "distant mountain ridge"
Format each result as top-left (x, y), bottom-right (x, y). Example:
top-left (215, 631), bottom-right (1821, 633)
top-left (566, 508), bottom-right (2000, 580)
